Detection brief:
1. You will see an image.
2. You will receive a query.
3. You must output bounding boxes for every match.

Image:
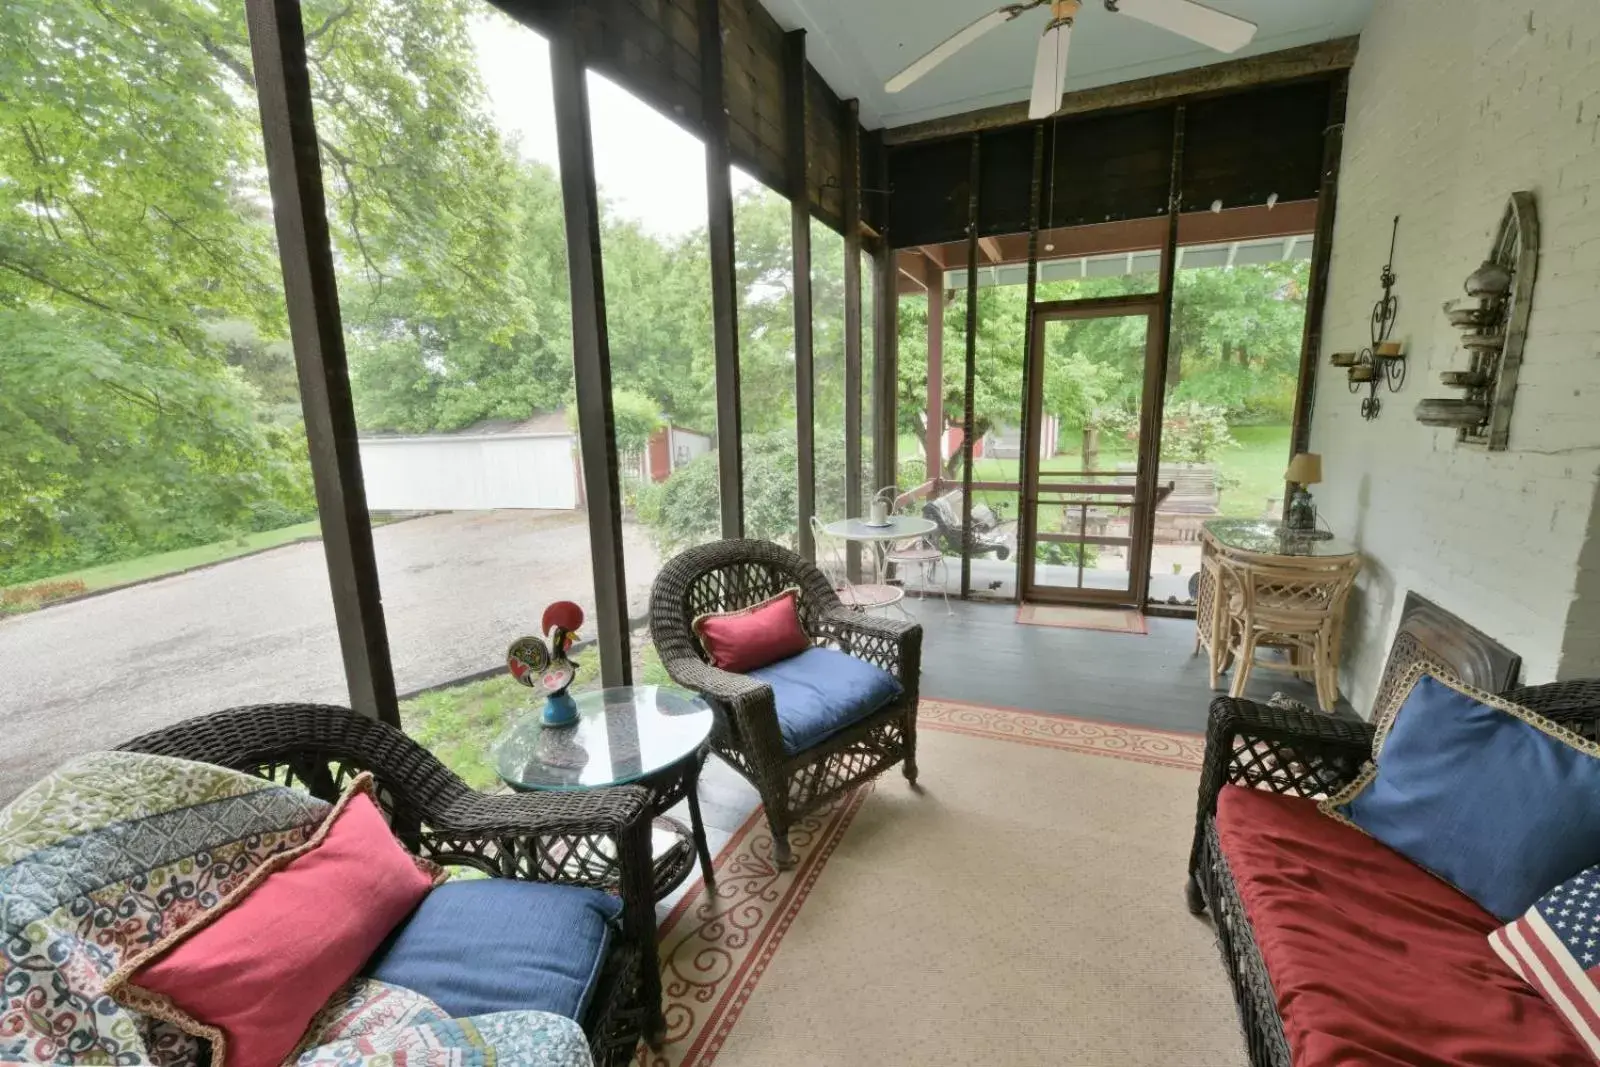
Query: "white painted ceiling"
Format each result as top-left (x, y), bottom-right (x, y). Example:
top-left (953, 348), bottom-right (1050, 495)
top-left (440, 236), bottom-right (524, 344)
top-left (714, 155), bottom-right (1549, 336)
top-left (758, 0), bottom-right (1374, 129)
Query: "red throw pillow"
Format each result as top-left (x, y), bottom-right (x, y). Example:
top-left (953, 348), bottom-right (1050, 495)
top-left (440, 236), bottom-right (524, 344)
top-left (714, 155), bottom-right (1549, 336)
top-left (693, 587), bottom-right (810, 673)
top-left (107, 774), bottom-right (440, 1067)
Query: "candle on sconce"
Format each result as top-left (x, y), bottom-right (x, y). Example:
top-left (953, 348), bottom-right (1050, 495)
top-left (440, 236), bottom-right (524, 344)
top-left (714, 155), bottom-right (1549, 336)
top-left (1376, 341), bottom-right (1405, 358)
top-left (1330, 351), bottom-right (1359, 367)
top-left (1348, 364), bottom-right (1377, 383)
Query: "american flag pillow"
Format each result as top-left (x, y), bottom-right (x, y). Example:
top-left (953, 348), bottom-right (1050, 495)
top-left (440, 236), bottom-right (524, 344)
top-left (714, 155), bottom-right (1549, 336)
top-left (1490, 864), bottom-right (1600, 1059)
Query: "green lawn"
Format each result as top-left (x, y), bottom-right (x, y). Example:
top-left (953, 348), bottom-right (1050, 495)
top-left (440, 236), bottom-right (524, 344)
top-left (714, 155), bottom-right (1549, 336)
top-left (400, 674), bottom-right (538, 791)
top-left (2, 520), bottom-right (324, 610)
top-left (897, 424), bottom-right (1291, 520)
top-left (400, 644), bottom-right (673, 792)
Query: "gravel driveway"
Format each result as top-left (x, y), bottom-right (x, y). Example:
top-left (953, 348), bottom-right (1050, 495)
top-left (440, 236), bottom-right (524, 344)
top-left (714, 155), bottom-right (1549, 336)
top-left (0, 511), bottom-right (660, 803)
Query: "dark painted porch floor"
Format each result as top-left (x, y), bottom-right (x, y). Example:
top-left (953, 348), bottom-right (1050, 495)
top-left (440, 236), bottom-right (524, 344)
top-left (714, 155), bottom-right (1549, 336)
top-left (906, 597), bottom-right (1354, 732)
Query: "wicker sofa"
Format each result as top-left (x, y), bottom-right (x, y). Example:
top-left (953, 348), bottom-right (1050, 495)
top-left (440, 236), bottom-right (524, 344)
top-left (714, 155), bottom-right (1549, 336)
top-left (1187, 662), bottom-right (1600, 1066)
top-left (116, 703), bottom-right (660, 1067)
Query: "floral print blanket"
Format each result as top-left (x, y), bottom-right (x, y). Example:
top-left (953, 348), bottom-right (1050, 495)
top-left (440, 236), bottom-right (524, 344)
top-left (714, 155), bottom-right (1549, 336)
top-left (0, 751), bottom-right (591, 1066)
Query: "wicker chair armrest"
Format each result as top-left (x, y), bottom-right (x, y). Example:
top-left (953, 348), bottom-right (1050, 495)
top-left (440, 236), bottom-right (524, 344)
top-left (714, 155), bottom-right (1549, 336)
top-left (657, 654), bottom-right (788, 757)
top-left (428, 783), bottom-right (652, 841)
top-left (816, 608), bottom-right (923, 683)
top-left (1188, 696), bottom-right (1374, 882)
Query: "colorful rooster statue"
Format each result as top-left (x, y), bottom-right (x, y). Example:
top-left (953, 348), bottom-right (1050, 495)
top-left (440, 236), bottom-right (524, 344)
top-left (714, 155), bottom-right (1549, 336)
top-left (507, 601), bottom-right (585, 726)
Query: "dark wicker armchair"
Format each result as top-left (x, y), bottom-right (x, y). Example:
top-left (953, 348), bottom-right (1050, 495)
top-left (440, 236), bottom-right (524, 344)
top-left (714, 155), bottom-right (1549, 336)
top-left (650, 539), bottom-right (923, 868)
top-left (1186, 680), bottom-right (1600, 1067)
top-left (117, 703), bottom-right (660, 1067)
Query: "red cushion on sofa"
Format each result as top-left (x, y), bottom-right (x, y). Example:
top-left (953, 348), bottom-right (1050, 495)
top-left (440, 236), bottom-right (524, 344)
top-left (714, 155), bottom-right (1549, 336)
top-left (1214, 784), bottom-right (1591, 1067)
top-left (107, 778), bottom-right (437, 1067)
top-left (693, 588), bottom-right (810, 673)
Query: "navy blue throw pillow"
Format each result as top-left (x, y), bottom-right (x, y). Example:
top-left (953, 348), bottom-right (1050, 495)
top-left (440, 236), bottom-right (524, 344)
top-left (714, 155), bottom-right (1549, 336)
top-left (1321, 667), bottom-right (1600, 921)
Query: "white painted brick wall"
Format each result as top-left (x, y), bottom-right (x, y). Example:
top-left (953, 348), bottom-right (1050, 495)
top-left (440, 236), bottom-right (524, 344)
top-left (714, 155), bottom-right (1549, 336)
top-left (1310, 0), bottom-right (1600, 715)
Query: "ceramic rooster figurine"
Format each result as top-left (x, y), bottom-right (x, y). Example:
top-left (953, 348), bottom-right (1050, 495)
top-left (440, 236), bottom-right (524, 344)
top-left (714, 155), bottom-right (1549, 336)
top-left (507, 601), bottom-right (585, 726)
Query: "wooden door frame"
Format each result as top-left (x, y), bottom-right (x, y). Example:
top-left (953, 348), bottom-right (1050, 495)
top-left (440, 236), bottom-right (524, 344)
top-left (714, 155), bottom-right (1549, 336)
top-left (1019, 296), bottom-right (1163, 607)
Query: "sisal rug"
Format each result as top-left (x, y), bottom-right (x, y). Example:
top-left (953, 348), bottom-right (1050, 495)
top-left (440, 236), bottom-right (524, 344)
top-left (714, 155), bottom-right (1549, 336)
top-left (1016, 603), bottom-right (1150, 635)
top-left (642, 700), bottom-right (1245, 1067)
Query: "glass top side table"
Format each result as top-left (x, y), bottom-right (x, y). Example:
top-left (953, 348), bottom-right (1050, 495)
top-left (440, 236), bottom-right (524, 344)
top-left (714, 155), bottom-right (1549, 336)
top-left (494, 685), bottom-right (716, 899)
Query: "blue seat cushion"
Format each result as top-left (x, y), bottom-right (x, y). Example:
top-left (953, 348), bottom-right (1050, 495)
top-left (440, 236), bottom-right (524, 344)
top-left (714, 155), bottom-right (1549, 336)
top-left (1323, 670), bottom-right (1600, 920)
top-left (748, 646), bottom-right (904, 755)
top-left (364, 878), bottom-right (622, 1022)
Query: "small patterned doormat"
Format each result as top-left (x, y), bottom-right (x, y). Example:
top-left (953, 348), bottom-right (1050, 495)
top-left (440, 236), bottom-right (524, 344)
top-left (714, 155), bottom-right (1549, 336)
top-left (1015, 602), bottom-right (1149, 635)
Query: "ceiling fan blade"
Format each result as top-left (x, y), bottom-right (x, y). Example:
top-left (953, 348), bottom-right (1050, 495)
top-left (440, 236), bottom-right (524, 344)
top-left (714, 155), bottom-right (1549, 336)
top-left (1111, 0), bottom-right (1257, 53)
top-left (1027, 21), bottom-right (1072, 120)
top-left (886, 4), bottom-right (1034, 94)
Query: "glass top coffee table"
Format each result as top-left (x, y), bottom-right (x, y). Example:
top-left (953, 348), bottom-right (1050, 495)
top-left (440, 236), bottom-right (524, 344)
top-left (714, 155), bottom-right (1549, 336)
top-left (495, 685), bottom-right (715, 899)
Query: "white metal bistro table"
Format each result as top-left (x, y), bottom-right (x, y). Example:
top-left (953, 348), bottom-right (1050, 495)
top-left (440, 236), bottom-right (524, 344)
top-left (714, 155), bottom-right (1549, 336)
top-left (821, 516), bottom-right (938, 583)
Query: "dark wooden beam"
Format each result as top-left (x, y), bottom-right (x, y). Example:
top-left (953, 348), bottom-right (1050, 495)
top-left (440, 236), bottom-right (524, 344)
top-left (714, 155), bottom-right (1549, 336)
top-left (1136, 104), bottom-right (1187, 611)
top-left (551, 9), bottom-right (631, 687)
top-left (924, 280), bottom-right (944, 485)
top-left (1292, 72), bottom-right (1349, 458)
top-left (959, 133), bottom-right (980, 599)
top-left (699, 0), bottom-right (743, 539)
top-left (871, 127), bottom-right (899, 499)
top-left (786, 31), bottom-right (816, 561)
top-left (1014, 123), bottom-right (1045, 602)
top-left (843, 100), bottom-right (864, 581)
top-left (883, 38), bottom-right (1360, 145)
top-left (244, 0), bottom-right (397, 725)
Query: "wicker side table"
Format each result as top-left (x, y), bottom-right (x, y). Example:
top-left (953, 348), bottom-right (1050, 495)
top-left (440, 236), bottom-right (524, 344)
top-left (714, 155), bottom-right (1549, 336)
top-left (495, 685), bottom-right (716, 900)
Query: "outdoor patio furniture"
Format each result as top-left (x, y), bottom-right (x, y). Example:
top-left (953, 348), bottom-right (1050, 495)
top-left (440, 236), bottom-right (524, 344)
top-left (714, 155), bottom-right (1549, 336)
top-left (811, 515), bottom-right (908, 615)
top-left (116, 703), bottom-right (660, 1066)
top-left (1186, 669), bottom-right (1600, 1067)
top-left (1195, 519), bottom-right (1362, 710)
top-left (923, 490), bottom-right (1013, 560)
top-left (650, 539), bottom-right (922, 869)
top-left (494, 684), bottom-right (717, 900)
top-left (1220, 553), bottom-right (1361, 713)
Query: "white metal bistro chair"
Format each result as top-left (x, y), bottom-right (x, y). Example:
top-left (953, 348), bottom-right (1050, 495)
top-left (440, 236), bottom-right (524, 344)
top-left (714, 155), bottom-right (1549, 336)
top-left (882, 489), bottom-right (952, 616)
top-left (810, 516), bottom-right (908, 618)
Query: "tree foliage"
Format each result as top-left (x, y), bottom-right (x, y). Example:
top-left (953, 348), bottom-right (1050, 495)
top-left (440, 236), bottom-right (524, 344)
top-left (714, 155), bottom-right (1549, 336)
top-left (0, 0), bottom-right (1310, 587)
top-left (894, 260), bottom-right (1308, 472)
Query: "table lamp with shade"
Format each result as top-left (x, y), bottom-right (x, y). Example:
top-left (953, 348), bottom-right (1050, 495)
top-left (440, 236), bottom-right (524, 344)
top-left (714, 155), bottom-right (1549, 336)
top-left (1284, 453), bottom-right (1323, 534)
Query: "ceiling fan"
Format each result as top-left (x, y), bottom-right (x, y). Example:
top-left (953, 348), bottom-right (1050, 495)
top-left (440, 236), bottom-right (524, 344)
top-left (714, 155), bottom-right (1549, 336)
top-left (885, 0), bottom-right (1258, 121)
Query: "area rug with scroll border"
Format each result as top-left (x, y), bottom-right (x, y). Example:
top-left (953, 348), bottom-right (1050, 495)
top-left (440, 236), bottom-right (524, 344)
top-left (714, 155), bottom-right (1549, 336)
top-left (637, 698), bottom-right (1205, 1067)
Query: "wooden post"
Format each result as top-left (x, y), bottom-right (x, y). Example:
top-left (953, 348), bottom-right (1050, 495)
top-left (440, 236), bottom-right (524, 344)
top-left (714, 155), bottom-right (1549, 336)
top-left (550, 9), bottom-right (632, 687)
top-left (842, 102), bottom-right (863, 582)
top-left (871, 132), bottom-right (898, 498)
top-left (699, 0), bottom-right (743, 540)
top-left (925, 277), bottom-right (944, 485)
top-left (959, 133), bottom-right (980, 599)
top-left (873, 244), bottom-right (898, 495)
top-left (1014, 124), bottom-right (1046, 603)
top-left (1291, 73), bottom-right (1349, 458)
top-left (785, 32), bottom-right (815, 561)
top-left (244, 0), bottom-right (397, 724)
top-left (1134, 104), bottom-right (1187, 611)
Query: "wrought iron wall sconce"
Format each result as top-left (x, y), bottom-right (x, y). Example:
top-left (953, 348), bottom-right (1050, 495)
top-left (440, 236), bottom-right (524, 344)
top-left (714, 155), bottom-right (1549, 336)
top-left (1330, 215), bottom-right (1406, 420)
top-left (1415, 191), bottom-right (1539, 451)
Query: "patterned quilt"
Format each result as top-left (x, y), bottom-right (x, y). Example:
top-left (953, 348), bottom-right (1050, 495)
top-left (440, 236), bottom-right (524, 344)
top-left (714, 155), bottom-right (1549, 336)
top-left (0, 751), bottom-right (591, 1066)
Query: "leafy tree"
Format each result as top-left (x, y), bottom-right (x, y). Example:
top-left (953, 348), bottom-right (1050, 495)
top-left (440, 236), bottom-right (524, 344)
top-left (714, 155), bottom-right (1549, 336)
top-left (636, 429), bottom-right (867, 555)
top-left (0, 0), bottom-right (314, 580)
top-left (893, 261), bottom-right (1308, 472)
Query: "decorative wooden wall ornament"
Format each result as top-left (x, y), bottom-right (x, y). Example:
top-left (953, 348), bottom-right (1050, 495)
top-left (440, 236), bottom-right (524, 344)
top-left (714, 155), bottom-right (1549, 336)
top-left (1416, 191), bottom-right (1539, 450)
